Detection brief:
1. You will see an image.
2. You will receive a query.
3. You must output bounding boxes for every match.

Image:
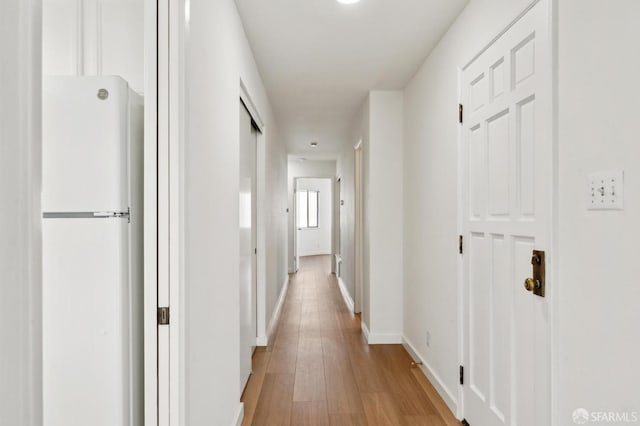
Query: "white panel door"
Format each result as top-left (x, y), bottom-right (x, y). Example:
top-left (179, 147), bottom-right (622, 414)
top-left (239, 102), bottom-right (257, 392)
top-left (461, 2), bottom-right (552, 426)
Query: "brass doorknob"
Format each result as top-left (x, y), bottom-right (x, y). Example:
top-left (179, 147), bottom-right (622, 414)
top-left (524, 277), bottom-right (536, 292)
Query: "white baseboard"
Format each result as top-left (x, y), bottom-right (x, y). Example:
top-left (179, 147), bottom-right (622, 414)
top-left (233, 402), bottom-right (244, 426)
top-left (337, 277), bottom-right (354, 313)
top-left (367, 332), bottom-right (403, 344)
top-left (360, 322), bottom-right (402, 345)
top-left (402, 335), bottom-right (459, 418)
top-left (256, 277), bottom-right (289, 347)
top-left (361, 321), bottom-right (370, 341)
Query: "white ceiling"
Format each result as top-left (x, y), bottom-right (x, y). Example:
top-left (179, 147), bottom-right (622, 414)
top-left (235, 0), bottom-right (469, 160)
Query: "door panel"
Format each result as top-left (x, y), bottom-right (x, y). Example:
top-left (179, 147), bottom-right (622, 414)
top-left (43, 218), bottom-right (129, 426)
top-left (239, 102), bottom-right (257, 392)
top-left (461, 2), bottom-right (552, 425)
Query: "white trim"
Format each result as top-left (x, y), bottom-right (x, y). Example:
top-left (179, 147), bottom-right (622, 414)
top-left (239, 80), bottom-right (265, 131)
top-left (367, 333), bottom-right (403, 345)
top-left (361, 321), bottom-right (370, 342)
top-left (142, 0), bottom-right (158, 424)
top-left (353, 142), bottom-right (363, 314)
top-left (168, 1), bottom-right (186, 425)
top-left (337, 277), bottom-right (354, 313)
top-left (402, 336), bottom-right (460, 419)
top-left (256, 277), bottom-right (289, 347)
top-left (239, 79), bottom-right (268, 354)
top-left (233, 403), bottom-right (244, 426)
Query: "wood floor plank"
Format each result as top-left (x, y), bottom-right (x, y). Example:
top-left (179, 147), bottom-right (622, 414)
top-left (293, 336), bottom-right (326, 402)
top-left (410, 368), bottom-right (462, 426)
top-left (403, 414), bottom-right (447, 426)
top-left (243, 255), bottom-right (453, 426)
top-left (373, 345), bottom-right (440, 416)
top-left (291, 401), bottom-right (330, 426)
top-left (328, 413), bottom-right (368, 426)
top-left (323, 360), bottom-right (364, 415)
top-left (361, 392), bottom-right (404, 425)
top-left (241, 351), bottom-right (271, 426)
top-left (251, 373), bottom-right (295, 426)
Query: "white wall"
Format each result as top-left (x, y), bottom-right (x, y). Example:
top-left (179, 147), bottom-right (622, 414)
top-left (287, 159), bottom-right (336, 272)
top-left (297, 178), bottom-right (332, 257)
top-left (402, 0), bottom-right (544, 414)
top-left (183, 0), bottom-right (287, 423)
top-left (338, 91), bottom-right (403, 341)
top-left (43, 0), bottom-right (144, 93)
top-left (0, 0), bottom-right (42, 424)
top-left (557, 1), bottom-right (640, 423)
top-left (367, 91), bottom-right (404, 341)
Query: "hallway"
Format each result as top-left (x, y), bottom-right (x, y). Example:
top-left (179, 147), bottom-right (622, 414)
top-left (242, 255), bottom-right (459, 425)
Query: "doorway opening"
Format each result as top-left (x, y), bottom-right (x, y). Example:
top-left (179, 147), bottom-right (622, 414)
top-left (354, 142), bottom-right (363, 314)
top-left (295, 178), bottom-right (334, 265)
top-left (239, 99), bottom-right (260, 392)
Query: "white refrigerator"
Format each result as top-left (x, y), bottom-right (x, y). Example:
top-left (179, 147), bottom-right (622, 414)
top-left (42, 76), bottom-right (144, 426)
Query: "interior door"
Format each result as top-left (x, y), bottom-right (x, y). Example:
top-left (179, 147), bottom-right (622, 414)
top-left (461, 2), bottom-right (552, 425)
top-left (239, 102), bottom-right (257, 391)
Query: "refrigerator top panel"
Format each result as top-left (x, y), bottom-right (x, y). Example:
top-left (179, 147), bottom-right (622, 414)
top-left (43, 76), bottom-right (130, 212)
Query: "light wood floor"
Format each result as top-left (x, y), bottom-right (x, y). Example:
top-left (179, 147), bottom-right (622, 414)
top-left (241, 255), bottom-right (461, 426)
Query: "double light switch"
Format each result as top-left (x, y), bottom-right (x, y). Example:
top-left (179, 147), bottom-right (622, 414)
top-left (587, 170), bottom-right (624, 210)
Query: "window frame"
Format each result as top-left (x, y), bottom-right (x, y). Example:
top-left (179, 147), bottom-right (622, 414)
top-left (297, 190), bottom-right (319, 229)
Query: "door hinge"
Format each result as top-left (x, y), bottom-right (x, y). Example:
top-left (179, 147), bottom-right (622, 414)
top-left (157, 307), bottom-right (170, 325)
top-left (459, 104), bottom-right (464, 124)
top-left (459, 235), bottom-right (463, 254)
top-left (460, 365), bottom-right (464, 385)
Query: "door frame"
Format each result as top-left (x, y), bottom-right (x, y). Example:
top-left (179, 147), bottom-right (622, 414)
top-left (354, 140), bottom-right (363, 314)
top-left (240, 80), bottom-right (267, 348)
top-left (456, 0), bottom-right (558, 422)
top-left (292, 176), bottom-right (335, 270)
top-left (152, 0), bottom-right (186, 425)
top-left (143, 0), bottom-right (163, 424)
top-left (333, 175), bottom-right (341, 276)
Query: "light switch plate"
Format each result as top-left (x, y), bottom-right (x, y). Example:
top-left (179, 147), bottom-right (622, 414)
top-left (587, 170), bottom-right (624, 210)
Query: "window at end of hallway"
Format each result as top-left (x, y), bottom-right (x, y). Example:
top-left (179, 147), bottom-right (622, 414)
top-left (297, 190), bottom-right (319, 229)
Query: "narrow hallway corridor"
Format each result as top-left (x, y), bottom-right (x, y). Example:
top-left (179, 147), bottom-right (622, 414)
top-left (241, 256), bottom-right (460, 426)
